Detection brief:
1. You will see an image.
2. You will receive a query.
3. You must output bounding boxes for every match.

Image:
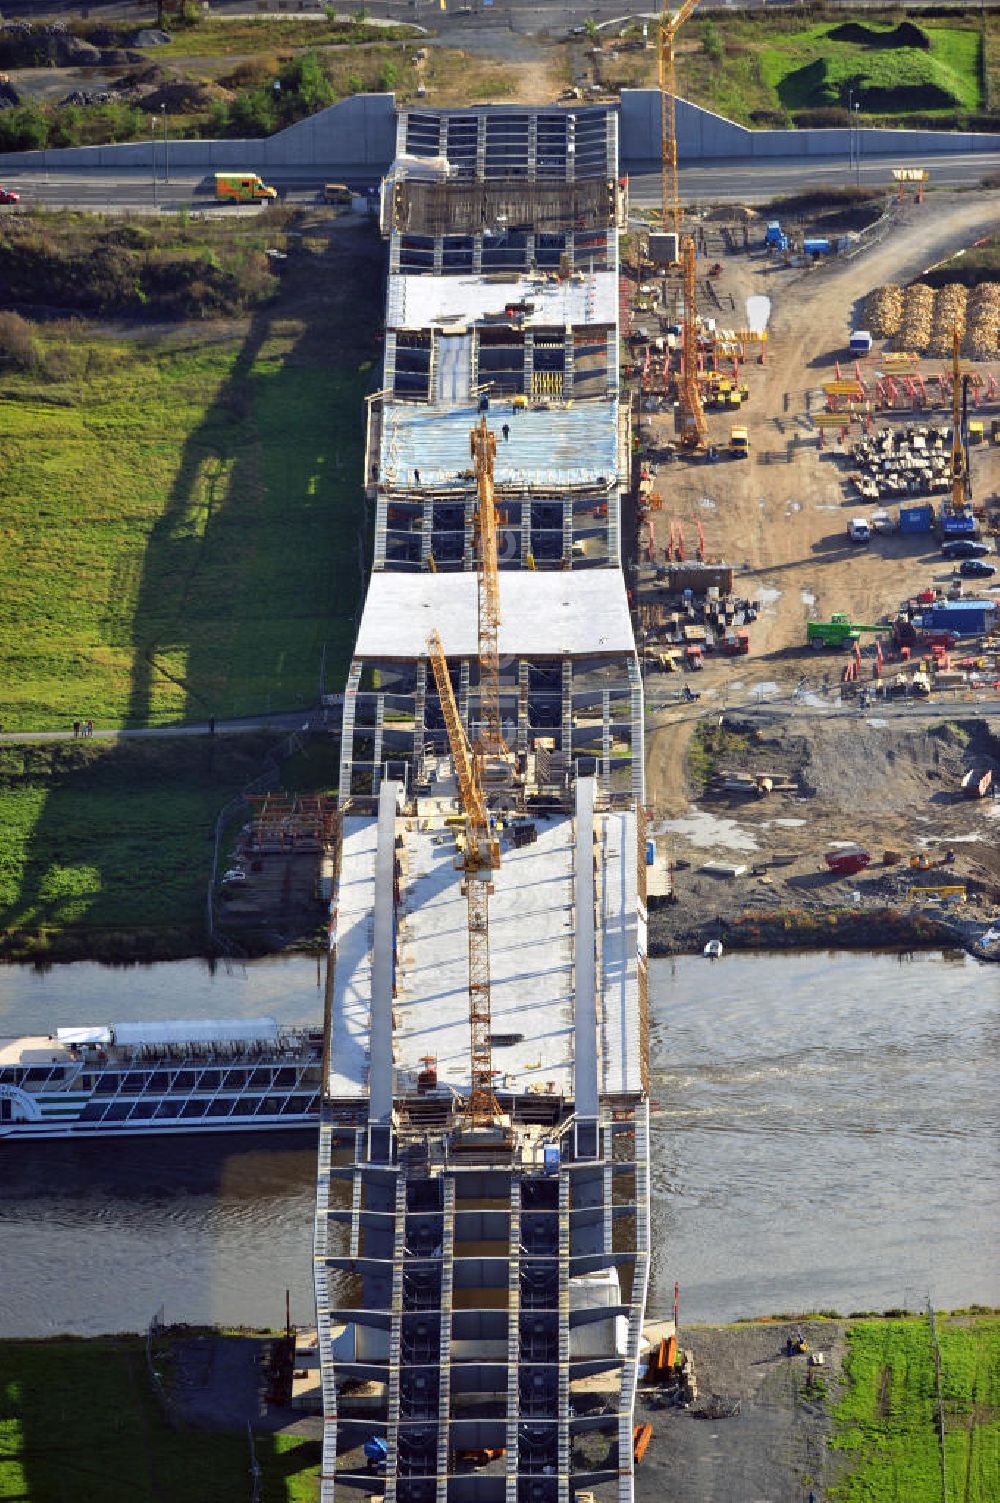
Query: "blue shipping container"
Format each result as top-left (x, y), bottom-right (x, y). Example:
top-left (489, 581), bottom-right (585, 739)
top-left (803, 238), bottom-right (831, 255)
top-left (924, 601), bottom-right (997, 634)
top-left (645, 839), bottom-right (655, 865)
top-left (899, 504), bottom-right (934, 534)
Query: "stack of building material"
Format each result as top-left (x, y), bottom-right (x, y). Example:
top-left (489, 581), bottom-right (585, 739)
top-left (927, 283), bottom-right (967, 356)
top-left (861, 284), bottom-right (903, 338)
top-left (894, 284), bottom-right (934, 351)
top-left (964, 283), bottom-right (1000, 360)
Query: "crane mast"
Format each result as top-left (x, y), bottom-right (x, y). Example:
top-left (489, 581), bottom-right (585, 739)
top-left (680, 237), bottom-right (707, 447)
top-left (470, 417), bottom-right (507, 760)
top-left (427, 628), bottom-right (502, 1131)
top-left (659, 0), bottom-right (701, 243)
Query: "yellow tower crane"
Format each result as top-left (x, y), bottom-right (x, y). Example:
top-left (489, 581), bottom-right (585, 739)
top-left (427, 629), bottom-right (502, 1131)
top-left (659, 2), bottom-right (707, 445)
top-left (659, 0), bottom-right (701, 243)
top-left (680, 237), bottom-right (708, 447)
top-left (470, 416), bottom-right (509, 761)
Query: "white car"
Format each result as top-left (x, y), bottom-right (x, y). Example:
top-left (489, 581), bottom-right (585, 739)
top-left (221, 868), bottom-right (247, 884)
top-left (848, 518), bottom-right (871, 544)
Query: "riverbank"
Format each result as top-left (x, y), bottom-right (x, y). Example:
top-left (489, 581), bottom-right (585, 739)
top-left (2, 1313), bottom-right (995, 1502)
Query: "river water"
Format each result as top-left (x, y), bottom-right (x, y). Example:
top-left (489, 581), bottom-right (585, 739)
top-left (0, 952), bottom-right (996, 1335)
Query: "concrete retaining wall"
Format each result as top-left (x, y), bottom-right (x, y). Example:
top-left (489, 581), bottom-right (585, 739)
top-left (0, 92), bottom-right (397, 175)
top-left (619, 91), bottom-right (1000, 169)
top-left (0, 90), bottom-right (996, 178)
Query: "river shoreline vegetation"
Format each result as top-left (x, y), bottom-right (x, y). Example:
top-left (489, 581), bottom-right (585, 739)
top-left (0, 212), bottom-right (378, 957)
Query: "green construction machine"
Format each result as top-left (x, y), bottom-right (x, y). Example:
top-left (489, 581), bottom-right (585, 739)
top-left (807, 613), bottom-right (883, 649)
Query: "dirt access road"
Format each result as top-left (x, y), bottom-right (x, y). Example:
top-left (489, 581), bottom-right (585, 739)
top-left (644, 191), bottom-right (1000, 820)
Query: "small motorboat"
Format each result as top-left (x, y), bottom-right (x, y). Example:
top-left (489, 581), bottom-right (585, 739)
top-left (824, 845), bottom-right (871, 876)
top-left (703, 939), bottom-right (724, 960)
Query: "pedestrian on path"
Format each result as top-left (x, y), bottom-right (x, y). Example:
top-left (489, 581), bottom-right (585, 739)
top-left (86, 719), bottom-right (94, 737)
top-left (502, 422), bottom-right (510, 441)
top-left (73, 720), bottom-right (80, 738)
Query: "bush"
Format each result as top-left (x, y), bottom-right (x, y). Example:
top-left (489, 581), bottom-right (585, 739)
top-left (749, 108), bottom-right (791, 128)
top-left (277, 48), bottom-right (334, 120)
top-left (219, 56), bottom-right (279, 91)
top-left (701, 20), bottom-right (724, 65)
top-left (0, 311), bottom-right (39, 371)
top-left (0, 104), bottom-right (49, 152)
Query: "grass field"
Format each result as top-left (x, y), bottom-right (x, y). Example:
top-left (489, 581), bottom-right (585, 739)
top-left (0, 217), bottom-right (379, 731)
top-left (0, 212), bottom-right (373, 954)
top-left (830, 1315), bottom-right (1000, 1501)
top-left (0, 1338), bottom-right (319, 1503)
top-left (759, 23), bottom-right (982, 114)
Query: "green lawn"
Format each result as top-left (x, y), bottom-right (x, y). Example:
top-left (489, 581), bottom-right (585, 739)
top-left (0, 1339), bottom-right (319, 1503)
top-left (830, 1315), bottom-right (1000, 1501)
top-left (759, 23), bottom-right (982, 114)
top-left (0, 220), bottom-right (378, 731)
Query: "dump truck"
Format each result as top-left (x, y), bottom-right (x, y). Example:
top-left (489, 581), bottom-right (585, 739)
top-left (807, 613), bottom-right (882, 649)
top-left (730, 426), bottom-right (749, 458)
top-left (214, 172), bottom-right (277, 203)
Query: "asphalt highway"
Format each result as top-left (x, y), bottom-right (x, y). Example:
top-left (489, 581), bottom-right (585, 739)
top-left (2, 148), bottom-right (998, 214)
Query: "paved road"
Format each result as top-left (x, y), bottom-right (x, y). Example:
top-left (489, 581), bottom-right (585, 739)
top-left (3, 148), bottom-right (999, 214)
top-left (0, 707), bottom-right (342, 742)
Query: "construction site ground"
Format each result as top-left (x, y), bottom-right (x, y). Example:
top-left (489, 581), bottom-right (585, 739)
top-left (638, 190), bottom-right (1000, 948)
top-left (634, 1320), bottom-right (848, 1503)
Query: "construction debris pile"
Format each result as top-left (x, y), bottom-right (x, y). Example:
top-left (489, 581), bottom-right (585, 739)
top-left (848, 425), bottom-right (953, 500)
top-left (862, 281), bottom-right (1000, 358)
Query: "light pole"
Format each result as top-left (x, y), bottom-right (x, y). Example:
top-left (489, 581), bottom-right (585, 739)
top-left (150, 115), bottom-right (157, 207)
top-left (847, 88), bottom-right (854, 181)
top-left (853, 102), bottom-right (860, 188)
top-left (161, 104), bottom-right (168, 187)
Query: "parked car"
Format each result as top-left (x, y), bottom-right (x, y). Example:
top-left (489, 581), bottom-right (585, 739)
top-left (959, 558), bottom-right (997, 578)
top-left (0, 186), bottom-right (20, 205)
top-left (221, 868), bottom-right (247, 885)
top-left (941, 539), bottom-right (990, 559)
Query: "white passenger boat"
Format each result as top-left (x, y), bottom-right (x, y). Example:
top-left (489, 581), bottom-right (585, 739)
top-left (0, 1017), bottom-right (322, 1139)
top-left (703, 939), bottom-right (724, 959)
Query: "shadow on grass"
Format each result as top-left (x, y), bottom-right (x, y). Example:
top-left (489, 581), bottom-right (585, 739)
top-left (0, 221), bottom-right (383, 960)
top-left (0, 1336), bottom-right (323, 1503)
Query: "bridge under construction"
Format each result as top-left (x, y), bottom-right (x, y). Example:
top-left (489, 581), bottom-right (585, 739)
top-left (314, 104), bottom-right (652, 1503)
